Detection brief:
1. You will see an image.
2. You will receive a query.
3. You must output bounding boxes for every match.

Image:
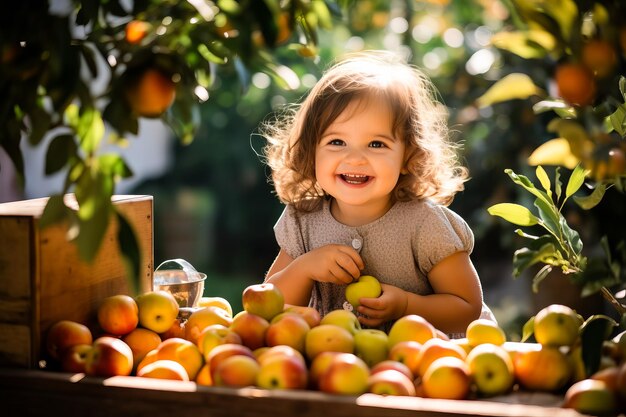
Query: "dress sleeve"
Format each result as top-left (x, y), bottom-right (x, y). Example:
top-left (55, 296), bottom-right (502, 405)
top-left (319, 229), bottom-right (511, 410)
top-left (414, 204), bottom-right (474, 275)
top-left (274, 204), bottom-right (306, 259)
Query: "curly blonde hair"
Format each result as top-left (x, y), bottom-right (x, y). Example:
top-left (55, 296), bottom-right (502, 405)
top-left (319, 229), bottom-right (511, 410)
top-left (260, 50), bottom-right (468, 211)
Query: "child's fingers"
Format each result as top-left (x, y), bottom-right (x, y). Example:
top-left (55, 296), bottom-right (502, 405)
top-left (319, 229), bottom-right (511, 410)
top-left (358, 315), bottom-right (385, 328)
top-left (334, 252), bottom-right (362, 279)
top-left (337, 246), bottom-right (365, 270)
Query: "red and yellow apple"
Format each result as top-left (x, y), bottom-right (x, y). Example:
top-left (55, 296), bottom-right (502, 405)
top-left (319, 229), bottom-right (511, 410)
top-left (387, 341), bottom-right (422, 378)
top-left (415, 337), bottom-right (467, 377)
top-left (422, 356), bottom-right (471, 400)
top-left (305, 324), bottom-right (354, 361)
top-left (212, 354), bottom-right (260, 387)
top-left (197, 324), bottom-right (242, 359)
top-left (46, 320), bottom-right (93, 360)
top-left (242, 283), bottom-right (284, 321)
top-left (122, 327), bottom-right (161, 366)
top-left (284, 305), bottom-right (321, 328)
top-left (229, 311), bottom-right (270, 350)
top-left (197, 296), bottom-right (233, 317)
top-left (318, 353), bottom-right (370, 395)
top-left (256, 354), bottom-right (308, 390)
top-left (156, 337), bottom-right (204, 380)
top-left (97, 294), bottom-right (139, 336)
top-left (387, 314), bottom-right (436, 348)
top-left (367, 369), bottom-right (416, 396)
top-left (60, 344), bottom-right (92, 373)
top-left (136, 359), bottom-right (189, 381)
top-left (266, 312), bottom-right (310, 353)
top-left (85, 336), bottom-right (133, 377)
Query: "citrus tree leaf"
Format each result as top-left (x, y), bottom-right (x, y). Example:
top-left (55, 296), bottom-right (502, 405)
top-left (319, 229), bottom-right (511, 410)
top-left (565, 164), bottom-right (586, 199)
top-left (573, 183), bottom-right (607, 210)
top-left (535, 166), bottom-right (551, 198)
top-left (487, 203), bottom-right (539, 226)
top-left (527, 138), bottom-right (579, 169)
top-left (490, 30), bottom-right (555, 59)
top-left (504, 169), bottom-right (552, 208)
top-left (45, 134), bottom-right (78, 175)
top-left (580, 315), bottom-right (618, 376)
top-left (512, 241), bottom-right (558, 277)
top-left (39, 194), bottom-right (69, 229)
top-left (476, 73), bottom-right (544, 108)
top-left (606, 104), bottom-right (626, 137)
top-left (533, 197), bottom-right (560, 236)
top-left (532, 99), bottom-right (576, 118)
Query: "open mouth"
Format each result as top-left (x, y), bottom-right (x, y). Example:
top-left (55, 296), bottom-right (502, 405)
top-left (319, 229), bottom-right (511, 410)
top-left (340, 174), bottom-right (371, 185)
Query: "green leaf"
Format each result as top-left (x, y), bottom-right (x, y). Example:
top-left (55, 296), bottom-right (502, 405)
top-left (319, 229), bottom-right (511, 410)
top-left (476, 73), bottom-right (544, 108)
top-left (565, 164), bottom-right (586, 200)
top-left (535, 166), bottom-right (551, 198)
top-left (512, 241), bottom-right (558, 277)
top-left (116, 211), bottom-right (141, 295)
top-left (521, 315), bottom-right (535, 342)
top-left (559, 215), bottom-right (583, 255)
top-left (573, 183), bottom-right (607, 210)
top-left (490, 30), bottom-right (554, 59)
top-left (76, 107), bottom-right (105, 154)
top-left (98, 154), bottom-right (133, 179)
top-left (580, 315), bottom-right (618, 376)
top-left (504, 169), bottom-right (552, 208)
top-left (607, 104), bottom-right (626, 137)
top-left (533, 197), bottom-right (560, 236)
top-left (620, 76), bottom-right (626, 101)
top-left (555, 167), bottom-right (562, 203)
top-left (487, 203), bottom-right (539, 226)
top-left (45, 134), bottom-right (77, 175)
top-left (547, 119), bottom-right (593, 161)
top-left (39, 195), bottom-right (69, 229)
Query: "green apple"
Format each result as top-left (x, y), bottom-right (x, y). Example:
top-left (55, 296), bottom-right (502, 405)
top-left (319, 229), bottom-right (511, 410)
top-left (533, 304), bottom-right (582, 347)
top-left (354, 329), bottom-right (389, 367)
top-left (318, 352), bottom-right (370, 395)
top-left (305, 324), bottom-right (354, 360)
top-left (242, 283), bottom-right (284, 321)
top-left (465, 343), bottom-right (514, 396)
top-left (135, 290), bottom-right (179, 334)
top-left (345, 275), bottom-right (381, 308)
top-left (320, 309), bottom-right (361, 334)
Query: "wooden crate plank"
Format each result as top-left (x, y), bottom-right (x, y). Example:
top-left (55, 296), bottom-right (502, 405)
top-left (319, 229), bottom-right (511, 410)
top-left (0, 370), bottom-right (592, 417)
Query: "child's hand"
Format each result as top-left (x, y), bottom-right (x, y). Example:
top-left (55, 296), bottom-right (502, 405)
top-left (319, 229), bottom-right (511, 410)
top-left (293, 244), bottom-right (364, 285)
top-left (356, 283), bottom-right (408, 327)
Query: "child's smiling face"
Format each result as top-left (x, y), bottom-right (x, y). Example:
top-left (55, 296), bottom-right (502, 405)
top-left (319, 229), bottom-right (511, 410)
top-left (315, 97), bottom-right (406, 224)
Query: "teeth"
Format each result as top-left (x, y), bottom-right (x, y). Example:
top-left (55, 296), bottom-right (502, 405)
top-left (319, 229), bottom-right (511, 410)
top-left (341, 174), bottom-right (369, 184)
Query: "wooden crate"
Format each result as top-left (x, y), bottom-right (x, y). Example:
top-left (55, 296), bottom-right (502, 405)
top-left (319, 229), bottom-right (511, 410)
top-left (0, 369), bottom-right (588, 417)
top-left (0, 194), bottom-right (153, 368)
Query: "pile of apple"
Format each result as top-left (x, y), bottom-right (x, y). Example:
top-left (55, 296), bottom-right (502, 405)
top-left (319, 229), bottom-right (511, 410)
top-left (45, 277), bottom-right (626, 415)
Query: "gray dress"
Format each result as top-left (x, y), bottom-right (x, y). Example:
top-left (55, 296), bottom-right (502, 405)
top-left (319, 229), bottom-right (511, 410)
top-left (273, 198), bottom-right (494, 336)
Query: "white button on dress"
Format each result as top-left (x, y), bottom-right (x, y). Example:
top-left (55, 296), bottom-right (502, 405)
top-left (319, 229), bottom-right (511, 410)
top-left (351, 238), bottom-right (362, 250)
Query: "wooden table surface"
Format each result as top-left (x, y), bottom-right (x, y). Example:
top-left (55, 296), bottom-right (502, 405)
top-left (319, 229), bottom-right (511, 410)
top-left (0, 368), bottom-right (593, 417)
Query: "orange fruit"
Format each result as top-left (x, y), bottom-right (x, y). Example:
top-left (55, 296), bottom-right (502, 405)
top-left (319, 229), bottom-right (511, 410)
top-left (555, 63), bottom-right (596, 107)
top-left (125, 20), bottom-right (150, 44)
top-left (122, 328), bottom-right (161, 365)
top-left (582, 39), bottom-right (617, 78)
top-left (513, 346), bottom-right (573, 391)
top-left (126, 68), bottom-right (176, 118)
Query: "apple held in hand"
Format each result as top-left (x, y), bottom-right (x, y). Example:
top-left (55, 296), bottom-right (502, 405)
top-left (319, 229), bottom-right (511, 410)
top-left (85, 336), bottom-right (133, 377)
top-left (135, 291), bottom-right (179, 334)
top-left (345, 275), bottom-right (381, 308)
top-left (97, 294), bottom-right (139, 336)
top-left (242, 283), bottom-right (284, 321)
top-left (46, 320), bottom-right (93, 360)
top-left (465, 343), bottom-right (514, 397)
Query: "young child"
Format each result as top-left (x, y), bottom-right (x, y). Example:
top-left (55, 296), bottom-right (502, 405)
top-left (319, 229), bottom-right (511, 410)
top-left (260, 51), bottom-right (494, 336)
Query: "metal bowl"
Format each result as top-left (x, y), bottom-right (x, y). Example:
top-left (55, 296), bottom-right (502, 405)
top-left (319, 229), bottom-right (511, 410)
top-left (153, 268), bottom-right (207, 308)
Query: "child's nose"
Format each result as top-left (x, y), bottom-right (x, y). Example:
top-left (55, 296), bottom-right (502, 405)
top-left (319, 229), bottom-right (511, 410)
top-left (344, 148), bottom-right (367, 164)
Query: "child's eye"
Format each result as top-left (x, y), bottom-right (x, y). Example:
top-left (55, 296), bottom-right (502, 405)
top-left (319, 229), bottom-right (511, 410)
top-left (328, 138), bottom-right (345, 146)
top-left (369, 141), bottom-right (386, 148)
